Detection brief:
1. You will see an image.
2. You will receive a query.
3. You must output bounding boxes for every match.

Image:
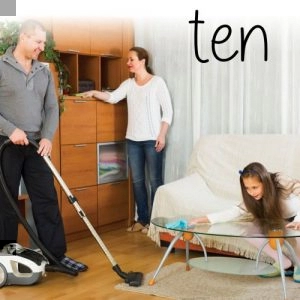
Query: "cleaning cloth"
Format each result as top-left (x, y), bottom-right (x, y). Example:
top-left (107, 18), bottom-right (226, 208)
top-left (165, 219), bottom-right (189, 229)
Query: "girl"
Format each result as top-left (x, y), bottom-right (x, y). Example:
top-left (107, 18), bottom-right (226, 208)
top-left (190, 162), bottom-right (300, 282)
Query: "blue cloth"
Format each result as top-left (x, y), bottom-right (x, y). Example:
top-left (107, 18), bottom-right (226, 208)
top-left (165, 219), bottom-right (189, 229)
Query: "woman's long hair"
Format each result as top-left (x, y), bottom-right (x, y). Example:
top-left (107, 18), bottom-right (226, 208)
top-left (129, 46), bottom-right (154, 75)
top-left (240, 162), bottom-right (284, 232)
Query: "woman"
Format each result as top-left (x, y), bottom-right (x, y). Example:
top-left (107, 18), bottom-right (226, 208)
top-left (80, 47), bottom-right (173, 233)
top-left (190, 162), bottom-right (300, 282)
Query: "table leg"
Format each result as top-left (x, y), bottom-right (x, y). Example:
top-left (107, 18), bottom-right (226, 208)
top-left (185, 239), bottom-right (190, 270)
top-left (256, 239), bottom-right (269, 268)
top-left (148, 232), bottom-right (183, 285)
top-left (256, 238), bottom-right (287, 300)
top-left (283, 240), bottom-right (300, 268)
top-left (276, 240), bottom-right (287, 300)
top-left (194, 234), bottom-right (208, 261)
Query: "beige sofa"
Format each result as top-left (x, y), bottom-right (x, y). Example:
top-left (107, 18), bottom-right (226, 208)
top-left (148, 134), bottom-right (300, 262)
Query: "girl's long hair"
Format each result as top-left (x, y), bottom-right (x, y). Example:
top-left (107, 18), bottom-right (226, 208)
top-left (240, 162), bottom-right (284, 232)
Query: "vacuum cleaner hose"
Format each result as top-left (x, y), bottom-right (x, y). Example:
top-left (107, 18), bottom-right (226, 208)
top-left (0, 138), bottom-right (77, 277)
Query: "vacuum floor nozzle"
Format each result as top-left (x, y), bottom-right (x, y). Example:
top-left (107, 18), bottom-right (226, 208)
top-left (124, 271), bottom-right (144, 286)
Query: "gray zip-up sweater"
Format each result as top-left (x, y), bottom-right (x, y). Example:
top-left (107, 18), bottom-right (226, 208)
top-left (0, 46), bottom-right (59, 141)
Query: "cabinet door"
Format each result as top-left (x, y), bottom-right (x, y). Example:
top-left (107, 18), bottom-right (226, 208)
top-left (97, 101), bottom-right (127, 142)
top-left (61, 143), bottom-right (97, 188)
top-left (52, 18), bottom-right (90, 54)
top-left (90, 19), bottom-right (123, 56)
top-left (60, 98), bottom-right (96, 145)
top-left (61, 186), bottom-right (97, 234)
top-left (98, 181), bottom-right (129, 226)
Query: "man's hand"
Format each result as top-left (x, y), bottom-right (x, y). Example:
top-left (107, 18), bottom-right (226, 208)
top-left (37, 138), bottom-right (52, 157)
top-left (9, 128), bottom-right (29, 145)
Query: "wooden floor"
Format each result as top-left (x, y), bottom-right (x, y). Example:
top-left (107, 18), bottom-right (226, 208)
top-left (0, 228), bottom-right (192, 300)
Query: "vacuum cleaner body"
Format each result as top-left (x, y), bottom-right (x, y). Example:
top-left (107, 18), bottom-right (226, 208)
top-left (0, 243), bottom-right (48, 287)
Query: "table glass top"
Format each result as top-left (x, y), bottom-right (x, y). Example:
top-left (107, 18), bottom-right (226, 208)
top-left (151, 216), bottom-right (300, 238)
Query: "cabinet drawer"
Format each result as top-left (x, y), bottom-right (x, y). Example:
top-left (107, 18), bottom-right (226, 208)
top-left (60, 99), bottom-right (97, 145)
top-left (97, 101), bottom-right (127, 142)
top-left (61, 144), bottom-right (97, 188)
top-left (61, 186), bottom-right (97, 234)
top-left (98, 181), bottom-right (129, 225)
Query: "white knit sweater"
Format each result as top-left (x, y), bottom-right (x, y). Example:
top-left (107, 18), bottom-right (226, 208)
top-left (106, 76), bottom-right (173, 141)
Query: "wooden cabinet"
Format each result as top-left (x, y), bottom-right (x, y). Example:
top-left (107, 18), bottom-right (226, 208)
top-left (61, 186), bottom-right (97, 234)
top-left (54, 17), bottom-right (133, 238)
top-left (97, 101), bottom-right (127, 142)
top-left (98, 181), bottom-right (129, 226)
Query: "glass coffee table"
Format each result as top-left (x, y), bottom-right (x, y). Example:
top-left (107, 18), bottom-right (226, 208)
top-left (150, 216), bottom-right (300, 300)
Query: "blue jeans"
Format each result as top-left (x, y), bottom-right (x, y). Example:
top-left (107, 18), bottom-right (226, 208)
top-left (127, 139), bottom-right (164, 225)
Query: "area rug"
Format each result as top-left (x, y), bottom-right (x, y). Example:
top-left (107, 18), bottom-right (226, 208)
top-left (115, 262), bottom-right (300, 299)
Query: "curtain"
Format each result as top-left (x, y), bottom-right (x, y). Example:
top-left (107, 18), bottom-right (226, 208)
top-left (134, 16), bottom-right (300, 183)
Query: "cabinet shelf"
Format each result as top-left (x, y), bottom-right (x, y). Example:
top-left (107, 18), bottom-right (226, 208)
top-left (59, 53), bottom-right (121, 94)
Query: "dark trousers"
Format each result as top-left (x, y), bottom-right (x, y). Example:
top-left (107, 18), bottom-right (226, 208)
top-left (0, 136), bottom-right (66, 259)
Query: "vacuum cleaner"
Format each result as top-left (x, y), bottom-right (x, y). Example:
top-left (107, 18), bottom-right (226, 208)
top-left (0, 139), bottom-right (143, 287)
top-left (0, 243), bottom-right (48, 287)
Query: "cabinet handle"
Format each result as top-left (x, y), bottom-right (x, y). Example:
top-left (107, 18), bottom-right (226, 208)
top-left (108, 181), bottom-right (123, 186)
top-left (74, 100), bottom-right (88, 103)
top-left (75, 188), bottom-right (88, 192)
top-left (74, 144), bottom-right (87, 147)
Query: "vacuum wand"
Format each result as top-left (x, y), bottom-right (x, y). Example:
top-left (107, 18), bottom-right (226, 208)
top-left (34, 141), bottom-right (143, 286)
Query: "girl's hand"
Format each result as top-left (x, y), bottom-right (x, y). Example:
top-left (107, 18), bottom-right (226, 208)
top-left (189, 216), bottom-right (210, 226)
top-left (286, 221), bottom-right (300, 230)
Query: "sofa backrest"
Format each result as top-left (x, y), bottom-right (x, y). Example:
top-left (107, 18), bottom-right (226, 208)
top-left (187, 134), bottom-right (300, 203)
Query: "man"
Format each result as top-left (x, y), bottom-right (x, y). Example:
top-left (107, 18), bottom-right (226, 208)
top-left (0, 19), bottom-right (87, 272)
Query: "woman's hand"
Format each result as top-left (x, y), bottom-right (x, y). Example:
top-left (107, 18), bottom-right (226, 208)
top-left (76, 90), bottom-right (110, 101)
top-left (76, 90), bottom-right (96, 98)
top-left (155, 134), bottom-right (166, 152)
top-left (286, 221), bottom-right (300, 230)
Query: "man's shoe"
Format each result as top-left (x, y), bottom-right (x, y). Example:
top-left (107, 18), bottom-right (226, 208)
top-left (60, 256), bottom-right (88, 272)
